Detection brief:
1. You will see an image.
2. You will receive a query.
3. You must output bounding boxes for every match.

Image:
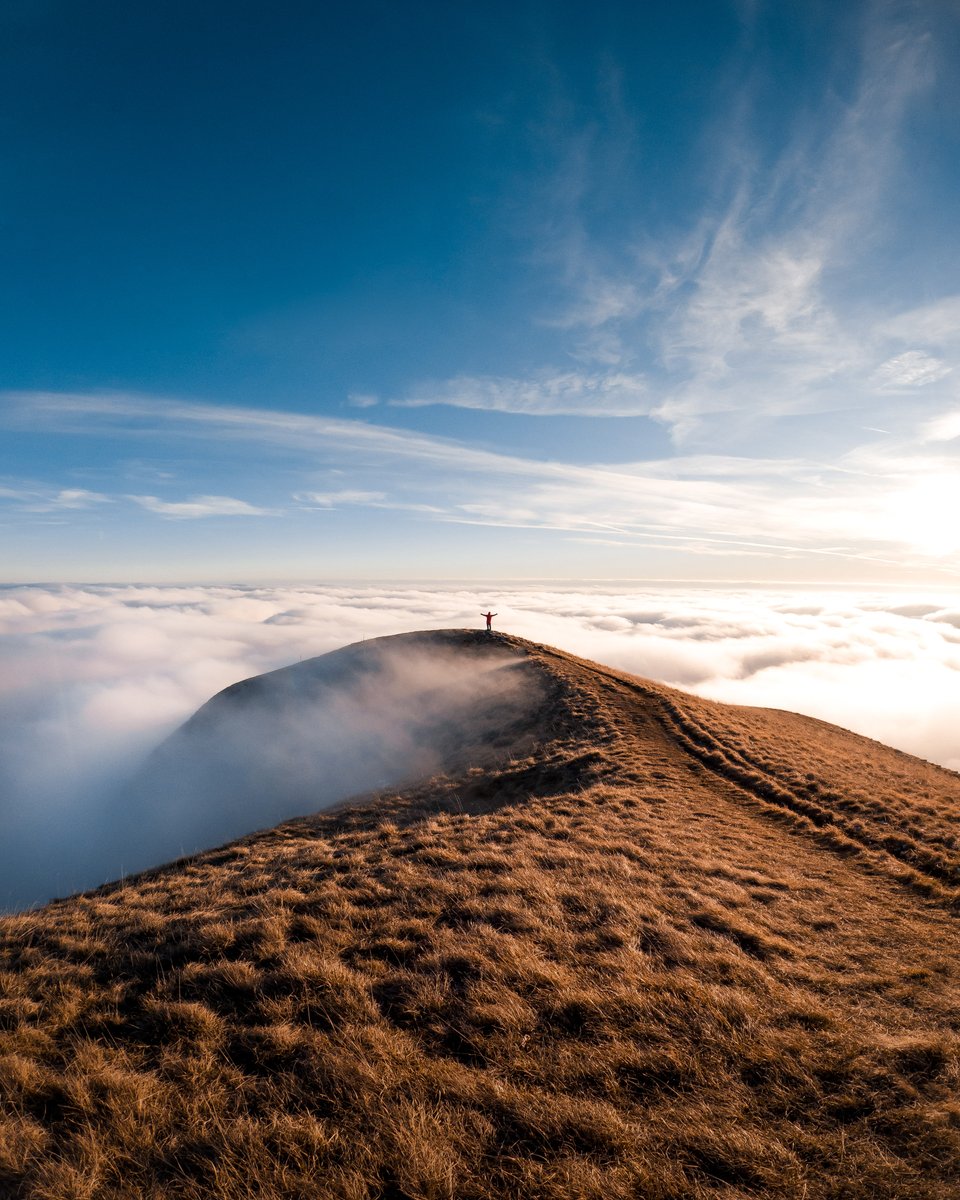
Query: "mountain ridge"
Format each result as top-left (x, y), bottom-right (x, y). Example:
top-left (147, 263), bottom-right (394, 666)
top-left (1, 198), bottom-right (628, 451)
top-left (1, 629), bottom-right (958, 1198)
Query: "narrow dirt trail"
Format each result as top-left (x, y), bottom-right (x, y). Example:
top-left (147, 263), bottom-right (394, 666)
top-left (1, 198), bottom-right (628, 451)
top-left (527, 638), bottom-right (959, 904)
top-left (519, 640), bottom-right (959, 1030)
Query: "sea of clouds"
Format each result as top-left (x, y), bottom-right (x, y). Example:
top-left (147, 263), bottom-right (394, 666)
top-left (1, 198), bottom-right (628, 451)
top-left (2, 582), bottom-right (958, 910)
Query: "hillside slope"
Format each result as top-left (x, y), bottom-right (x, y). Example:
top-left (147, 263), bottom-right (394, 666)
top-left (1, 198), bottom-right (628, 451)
top-left (1, 630), bottom-right (958, 1199)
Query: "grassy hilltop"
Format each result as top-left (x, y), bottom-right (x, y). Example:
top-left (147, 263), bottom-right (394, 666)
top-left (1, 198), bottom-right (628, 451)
top-left (1, 630), bottom-right (958, 1199)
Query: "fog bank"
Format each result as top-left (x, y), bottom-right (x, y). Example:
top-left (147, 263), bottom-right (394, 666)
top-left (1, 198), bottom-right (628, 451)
top-left (104, 639), bottom-right (531, 890)
top-left (2, 582), bottom-right (958, 910)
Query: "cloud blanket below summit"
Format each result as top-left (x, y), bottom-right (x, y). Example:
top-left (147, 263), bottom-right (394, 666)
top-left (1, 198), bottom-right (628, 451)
top-left (1, 582), bottom-right (958, 909)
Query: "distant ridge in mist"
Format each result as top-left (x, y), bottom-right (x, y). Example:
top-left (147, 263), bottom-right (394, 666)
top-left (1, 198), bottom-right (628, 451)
top-left (107, 630), bottom-right (540, 885)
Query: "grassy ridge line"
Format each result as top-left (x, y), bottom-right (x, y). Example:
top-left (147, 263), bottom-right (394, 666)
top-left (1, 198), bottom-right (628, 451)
top-left (531, 642), bottom-right (960, 910)
top-left (1, 631), bottom-right (958, 1199)
top-left (647, 690), bottom-right (960, 909)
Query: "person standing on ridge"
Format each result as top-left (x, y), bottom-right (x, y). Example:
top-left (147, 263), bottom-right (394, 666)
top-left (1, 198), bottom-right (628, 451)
top-left (481, 611), bottom-right (497, 633)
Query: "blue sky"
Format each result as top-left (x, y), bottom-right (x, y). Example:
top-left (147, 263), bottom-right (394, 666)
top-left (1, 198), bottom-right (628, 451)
top-left (2, 0), bottom-right (959, 582)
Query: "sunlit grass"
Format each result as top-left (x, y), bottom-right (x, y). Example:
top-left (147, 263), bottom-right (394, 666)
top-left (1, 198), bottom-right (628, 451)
top-left (1, 632), bottom-right (958, 1198)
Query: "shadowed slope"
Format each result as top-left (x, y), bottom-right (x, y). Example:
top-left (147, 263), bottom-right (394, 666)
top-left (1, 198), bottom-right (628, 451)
top-left (83, 632), bottom-right (549, 891)
top-left (1, 630), bottom-right (958, 1199)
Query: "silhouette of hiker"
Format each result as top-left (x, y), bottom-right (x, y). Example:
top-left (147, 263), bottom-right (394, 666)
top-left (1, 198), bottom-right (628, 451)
top-left (481, 611), bottom-right (497, 633)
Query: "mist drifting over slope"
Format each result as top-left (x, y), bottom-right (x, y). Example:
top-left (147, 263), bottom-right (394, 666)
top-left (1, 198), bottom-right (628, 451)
top-left (113, 637), bottom-right (534, 884)
top-left (0, 634), bottom-right (533, 910)
top-left (1, 582), bottom-right (959, 909)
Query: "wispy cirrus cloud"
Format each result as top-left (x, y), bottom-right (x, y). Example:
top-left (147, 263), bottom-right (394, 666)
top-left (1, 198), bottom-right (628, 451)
top-left (7, 390), bottom-right (528, 477)
top-left (397, 370), bottom-right (650, 416)
top-left (295, 490), bottom-right (387, 507)
top-left (538, 277), bottom-right (642, 332)
top-left (643, 4), bottom-right (940, 433)
top-left (50, 488), bottom-right (112, 510)
top-left (390, 4), bottom-right (950, 450)
top-left (0, 483), bottom-right (112, 513)
top-left (3, 388), bottom-right (959, 574)
top-left (872, 351), bottom-right (951, 390)
top-left (128, 494), bottom-right (274, 519)
top-left (879, 294), bottom-right (960, 348)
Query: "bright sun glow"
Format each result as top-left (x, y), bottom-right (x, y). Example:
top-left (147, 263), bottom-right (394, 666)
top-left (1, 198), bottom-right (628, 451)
top-left (884, 476), bottom-right (960, 558)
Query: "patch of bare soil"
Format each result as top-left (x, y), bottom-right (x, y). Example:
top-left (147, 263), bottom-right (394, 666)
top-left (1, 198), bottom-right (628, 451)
top-left (1, 631), bottom-right (958, 1199)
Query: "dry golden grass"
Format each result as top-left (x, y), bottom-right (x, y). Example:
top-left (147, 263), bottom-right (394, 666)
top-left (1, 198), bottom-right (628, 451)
top-left (1, 630), bottom-right (958, 1198)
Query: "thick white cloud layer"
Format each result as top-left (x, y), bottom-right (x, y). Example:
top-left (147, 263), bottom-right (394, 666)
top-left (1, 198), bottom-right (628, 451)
top-left (1, 583), bottom-right (958, 909)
